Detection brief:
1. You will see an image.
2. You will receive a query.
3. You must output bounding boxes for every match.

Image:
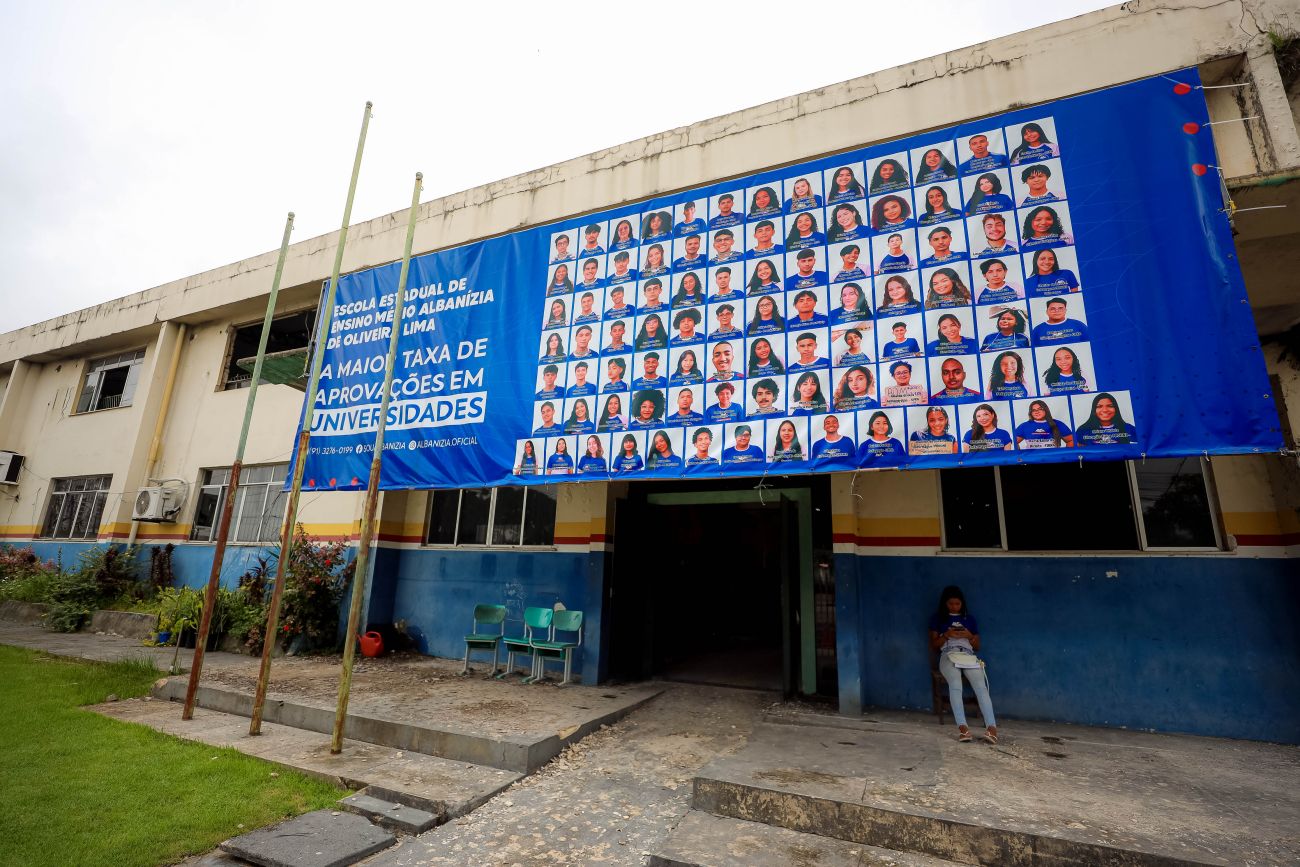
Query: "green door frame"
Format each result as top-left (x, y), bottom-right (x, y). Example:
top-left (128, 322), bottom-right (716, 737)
top-left (646, 487), bottom-right (815, 695)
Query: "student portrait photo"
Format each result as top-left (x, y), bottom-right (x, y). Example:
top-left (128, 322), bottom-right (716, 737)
top-left (646, 428), bottom-right (685, 474)
top-left (684, 425), bottom-right (723, 473)
top-left (640, 243), bottom-right (669, 280)
top-left (811, 413), bottom-right (856, 467)
top-left (532, 398), bottom-right (564, 437)
top-left (632, 350), bottom-right (668, 389)
top-left (747, 376), bottom-right (785, 417)
top-left (563, 397), bottom-right (595, 435)
top-left (830, 280), bottom-right (872, 324)
top-left (785, 210), bottom-right (827, 250)
top-left (959, 401), bottom-right (1014, 453)
top-left (746, 184), bottom-right (783, 219)
top-left (831, 325), bottom-right (874, 367)
top-left (1029, 296), bottom-right (1089, 345)
top-left (568, 323), bottom-right (598, 360)
top-left (707, 340), bottom-right (743, 383)
top-left (979, 303), bottom-right (1031, 351)
top-left (597, 392), bottom-right (628, 433)
top-left (514, 439), bottom-right (541, 476)
top-left (878, 313), bottom-right (924, 360)
top-left (707, 301), bottom-right (744, 341)
top-left (707, 227), bottom-right (743, 266)
top-left (974, 256), bottom-right (1024, 305)
top-left (708, 191), bottom-right (745, 229)
top-left (638, 275), bottom-right (668, 313)
top-left (670, 275), bottom-right (707, 316)
top-left (925, 309), bottom-right (978, 357)
top-left (708, 264), bottom-right (744, 303)
top-left (881, 359), bottom-right (929, 407)
top-left (575, 256), bottom-right (606, 292)
top-left (783, 175), bottom-right (824, 213)
top-left (571, 289), bottom-right (602, 325)
top-left (923, 264), bottom-right (975, 310)
top-left (927, 355), bottom-right (982, 405)
top-left (674, 200), bottom-right (706, 237)
top-left (601, 355), bottom-right (631, 394)
top-left (535, 362), bottom-right (566, 400)
top-left (602, 318), bottom-right (631, 356)
top-left (1034, 343), bottom-right (1094, 396)
top-left (1012, 396), bottom-right (1074, 449)
top-left (787, 328), bottom-right (831, 372)
top-left (1018, 202), bottom-right (1075, 251)
top-left (1012, 159), bottom-right (1067, 206)
top-left (746, 257), bottom-right (784, 296)
top-left (957, 129), bottom-right (1009, 175)
top-left (745, 217), bottom-right (785, 260)
top-left (869, 192), bottom-right (915, 233)
top-left (577, 434), bottom-right (610, 475)
top-left (1022, 247), bottom-right (1081, 296)
top-left (606, 249), bottom-right (638, 287)
top-left (633, 313), bottom-right (668, 351)
top-left (968, 211), bottom-right (1019, 259)
top-left (917, 181), bottom-right (964, 226)
top-left (547, 263), bottom-right (575, 297)
top-left (856, 408), bottom-right (907, 464)
top-left (876, 272), bottom-right (923, 315)
top-left (721, 422), bottom-right (766, 468)
top-left (911, 143), bottom-right (959, 184)
top-left (962, 170), bottom-right (1015, 216)
top-left (789, 369), bottom-right (832, 416)
top-left (612, 431), bottom-right (646, 475)
top-left (907, 404), bottom-right (959, 455)
top-left (867, 153), bottom-right (910, 194)
top-left (668, 347), bottom-right (705, 386)
top-left (831, 365), bottom-right (879, 411)
top-left (628, 388), bottom-right (666, 430)
top-left (670, 306), bottom-right (705, 346)
top-left (787, 287), bottom-right (830, 329)
top-left (539, 329), bottom-right (568, 364)
top-left (546, 435), bottom-right (577, 474)
top-left (565, 359), bottom-right (597, 397)
top-left (609, 218), bottom-right (639, 252)
top-left (873, 231), bottom-right (917, 275)
top-left (983, 349), bottom-right (1036, 400)
top-left (784, 249), bottom-right (828, 292)
top-left (577, 222), bottom-right (607, 258)
top-left (1006, 118), bottom-right (1061, 165)
top-left (1071, 391), bottom-right (1137, 447)
top-left (640, 209), bottom-right (673, 243)
top-left (831, 243), bottom-right (869, 284)
top-left (704, 380), bottom-right (745, 424)
top-left (672, 233), bottom-right (708, 272)
top-left (919, 223), bottom-right (968, 267)
top-left (549, 230), bottom-right (576, 264)
top-left (827, 203), bottom-right (869, 244)
top-left (823, 163), bottom-right (866, 204)
top-left (768, 417), bottom-right (809, 464)
top-left (666, 385), bottom-right (706, 427)
top-left (745, 294), bottom-right (786, 336)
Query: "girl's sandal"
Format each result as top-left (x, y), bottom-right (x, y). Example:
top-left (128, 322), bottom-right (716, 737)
top-left (982, 728), bottom-right (998, 745)
top-left (957, 727), bottom-right (973, 743)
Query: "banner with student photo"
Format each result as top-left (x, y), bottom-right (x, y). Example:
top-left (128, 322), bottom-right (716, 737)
top-left (293, 68), bottom-right (1280, 492)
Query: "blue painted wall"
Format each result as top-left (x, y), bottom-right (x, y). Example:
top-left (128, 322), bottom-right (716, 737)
top-left (839, 553), bottom-right (1298, 744)
top-left (378, 547), bottom-right (604, 683)
top-left (23, 540), bottom-right (279, 590)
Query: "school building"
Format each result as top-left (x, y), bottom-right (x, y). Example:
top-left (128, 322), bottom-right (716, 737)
top-left (2, 0), bottom-right (1298, 742)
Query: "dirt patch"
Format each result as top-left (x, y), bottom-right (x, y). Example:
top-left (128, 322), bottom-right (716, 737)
top-left (755, 768), bottom-right (845, 786)
top-left (453, 699), bottom-right (526, 716)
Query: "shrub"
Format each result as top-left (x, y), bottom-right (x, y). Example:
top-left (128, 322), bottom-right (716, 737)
top-left (275, 527), bottom-right (354, 653)
top-left (148, 544), bottom-right (176, 595)
top-left (0, 544), bottom-right (58, 603)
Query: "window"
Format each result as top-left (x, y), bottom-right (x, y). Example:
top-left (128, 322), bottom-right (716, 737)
top-left (222, 310), bottom-right (316, 390)
top-left (40, 475), bottom-right (112, 540)
top-left (75, 349), bottom-right (145, 413)
top-left (190, 464), bottom-right (288, 543)
top-left (940, 458), bottom-right (1220, 552)
top-left (425, 486), bottom-right (557, 547)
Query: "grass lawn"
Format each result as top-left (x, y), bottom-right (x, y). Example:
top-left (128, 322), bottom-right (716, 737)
top-left (0, 645), bottom-right (346, 867)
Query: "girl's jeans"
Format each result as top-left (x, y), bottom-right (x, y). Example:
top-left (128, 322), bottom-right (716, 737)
top-left (939, 652), bottom-right (997, 729)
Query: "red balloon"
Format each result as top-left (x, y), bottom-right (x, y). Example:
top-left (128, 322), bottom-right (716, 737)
top-left (1192, 163), bottom-right (1209, 176)
top-left (1183, 121), bottom-right (1201, 135)
top-left (1173, 82), bottom-right (1193, 95)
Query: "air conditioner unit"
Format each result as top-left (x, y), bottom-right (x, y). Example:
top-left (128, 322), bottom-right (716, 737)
top-left (132, 486), bottom-right (180, 522)
top-left (0, 451), bottom-right (23, 485)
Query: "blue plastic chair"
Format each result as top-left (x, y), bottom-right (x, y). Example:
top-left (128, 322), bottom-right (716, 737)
top-left (462, 604), bottom-right (507, 675)
top-left (499, 607), bottom-right (553, 681)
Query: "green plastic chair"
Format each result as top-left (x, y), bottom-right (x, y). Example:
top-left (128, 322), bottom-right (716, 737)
top-left (463, 604), bottom-right (508, 675)
top-left (531, 609), bottom-right (584, 685)
top-left (499, 607), bottom-right (553, 681)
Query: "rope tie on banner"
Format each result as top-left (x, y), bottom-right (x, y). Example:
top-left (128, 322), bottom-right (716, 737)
top-left (1163, 76), bottom-right (1253, 92)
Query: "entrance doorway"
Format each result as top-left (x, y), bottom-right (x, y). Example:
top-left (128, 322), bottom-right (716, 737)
top-left (607, 477), bottom-right (835, 698)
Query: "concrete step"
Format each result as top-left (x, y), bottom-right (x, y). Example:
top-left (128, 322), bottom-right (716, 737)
top-left (338, 791), bottom-right (438, 835)
top-left (650, 811), bottom-right (970, 867)
top-left (220, 809), bottom-right (394, 867)
top-left (152, 677), bottom-right (656, 774)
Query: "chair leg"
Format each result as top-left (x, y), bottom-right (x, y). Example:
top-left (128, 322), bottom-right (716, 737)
top-left (461, 645), bottom-right (470, 675)
top-left (490, 644), bottom-right (499, 677)
top-left (561, 651), bottom-right (572, 686)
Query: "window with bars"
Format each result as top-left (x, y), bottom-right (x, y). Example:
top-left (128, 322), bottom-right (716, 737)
top-left (424, 486), bottom-right (558, 547)
top-left (75, 349), bottom-right (146, 413)
top-left (40, 475), bottom-right (112, 540)
top-left (189, 464), bottom-right (289, 543)
top-left (939, 457), bottom-right (1221, 552)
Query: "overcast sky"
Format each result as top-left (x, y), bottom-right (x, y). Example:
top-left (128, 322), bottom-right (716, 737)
top-left (1, 1), bottom-right (1115, 331)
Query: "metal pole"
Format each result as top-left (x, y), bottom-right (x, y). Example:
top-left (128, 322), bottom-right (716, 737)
top-left (250, 101), bottom-right (372, 735)
top-left (183, 212), bottom-right (295, 720)
top-left (331, 172), bottom-right (422, 754)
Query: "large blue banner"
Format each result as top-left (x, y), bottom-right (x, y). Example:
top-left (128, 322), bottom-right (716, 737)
top-left (294, 69), bottom-right (1281, 491)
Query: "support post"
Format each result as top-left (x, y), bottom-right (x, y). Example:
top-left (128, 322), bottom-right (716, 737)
top-left (183, 212), bottom-right (295, 720)
top-left (251, 101), bottom-right (372, 735)
top-left (331, 172), bottom-right (422, 754)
